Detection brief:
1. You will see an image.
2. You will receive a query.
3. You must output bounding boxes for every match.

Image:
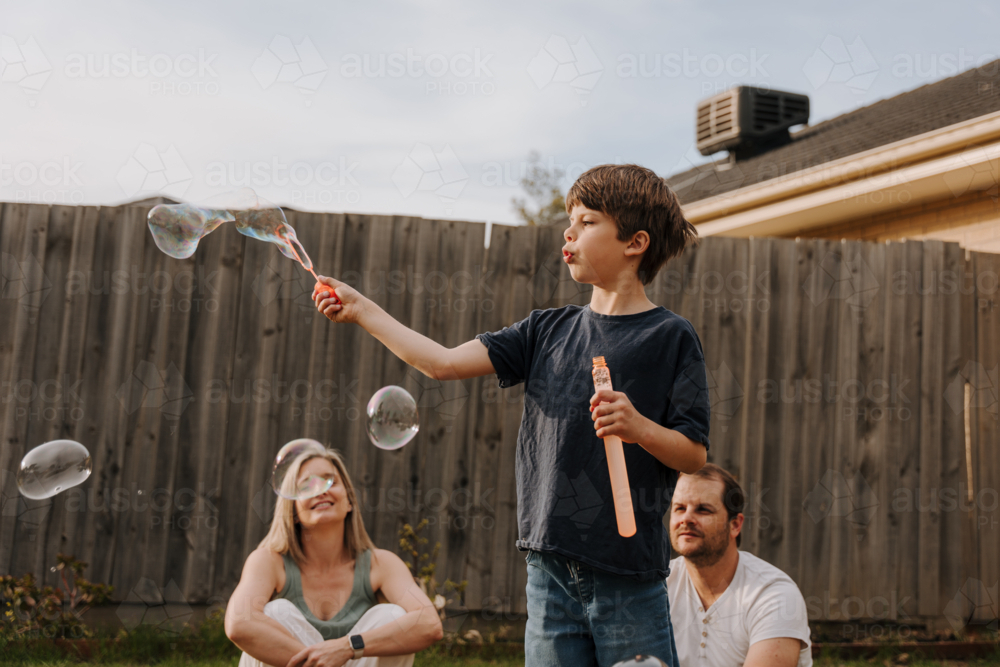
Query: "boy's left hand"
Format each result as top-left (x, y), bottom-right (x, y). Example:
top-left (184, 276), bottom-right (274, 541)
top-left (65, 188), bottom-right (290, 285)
top-left (589, 390), bottom-right (652, 444)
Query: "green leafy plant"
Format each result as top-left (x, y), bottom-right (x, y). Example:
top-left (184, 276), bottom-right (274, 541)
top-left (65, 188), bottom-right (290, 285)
top-left (0, 553), bottom-right (113, 639)
top-left (398, 519), bottom-right (470, 640)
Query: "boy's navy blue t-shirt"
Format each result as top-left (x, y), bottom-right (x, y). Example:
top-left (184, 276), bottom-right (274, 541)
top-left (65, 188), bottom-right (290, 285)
top-left (476, 304), bottom-right (711, 581)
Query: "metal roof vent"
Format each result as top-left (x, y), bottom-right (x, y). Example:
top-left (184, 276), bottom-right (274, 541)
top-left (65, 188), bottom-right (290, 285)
top-left (696, 86), bottom-right (809, 161)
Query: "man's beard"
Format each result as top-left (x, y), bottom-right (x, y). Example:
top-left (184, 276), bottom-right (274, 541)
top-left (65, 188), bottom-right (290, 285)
top-left (671, 524), bottom-right (730, 568)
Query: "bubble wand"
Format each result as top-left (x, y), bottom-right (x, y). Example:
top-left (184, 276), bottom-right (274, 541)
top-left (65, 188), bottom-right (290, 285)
top-left (276, 227), bottom-right (337, 301)
top-left (592, 356), bottom-right (636, 538)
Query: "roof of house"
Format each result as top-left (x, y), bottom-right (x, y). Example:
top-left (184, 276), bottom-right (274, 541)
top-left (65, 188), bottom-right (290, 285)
top-left (666, 58), bottom-right (1000, 205)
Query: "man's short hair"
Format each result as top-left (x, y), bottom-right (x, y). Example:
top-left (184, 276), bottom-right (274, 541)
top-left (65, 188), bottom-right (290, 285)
top-left (684, 463), bottom-right (745, 548)
top-left (565, 164), bottom-right (698, 286)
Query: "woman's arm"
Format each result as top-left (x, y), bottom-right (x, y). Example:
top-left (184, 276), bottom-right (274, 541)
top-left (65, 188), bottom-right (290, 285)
top-left (225, 549), bottom-right (305, 666)
top-left (364, 549), bottom-right (445, 653)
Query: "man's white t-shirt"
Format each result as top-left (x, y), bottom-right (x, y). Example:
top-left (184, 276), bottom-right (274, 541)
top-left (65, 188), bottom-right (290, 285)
top-left (666, 551), bottom-right (812, 667)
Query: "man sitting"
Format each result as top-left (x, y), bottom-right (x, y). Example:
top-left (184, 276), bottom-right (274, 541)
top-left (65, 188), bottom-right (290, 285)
top-left (667, 464), bottom-right (812, 667)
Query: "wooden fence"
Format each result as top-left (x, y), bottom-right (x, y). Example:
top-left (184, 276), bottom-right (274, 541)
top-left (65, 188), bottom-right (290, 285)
top-left (1, 202), bottom-right (997, 629)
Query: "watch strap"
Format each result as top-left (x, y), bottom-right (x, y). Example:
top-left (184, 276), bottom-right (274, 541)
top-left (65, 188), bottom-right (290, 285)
top-left (349, 633), bottom-right (364, 659)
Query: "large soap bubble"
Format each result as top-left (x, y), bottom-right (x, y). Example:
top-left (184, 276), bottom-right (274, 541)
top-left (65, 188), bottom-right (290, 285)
top-left (17, 440), bottom-right (92, 500)
top-left (147, 204), bottom-right (234, 259)
top-left (270, 438), bottom-right (332, 501)
top-left (366, 386), bottom-right (419, 450)
top-left (147, 188), bottom-right (319, 282)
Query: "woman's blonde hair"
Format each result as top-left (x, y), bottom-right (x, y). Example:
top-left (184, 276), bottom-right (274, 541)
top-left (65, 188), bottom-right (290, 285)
top-left (257, 440), bottom-right (376, 565)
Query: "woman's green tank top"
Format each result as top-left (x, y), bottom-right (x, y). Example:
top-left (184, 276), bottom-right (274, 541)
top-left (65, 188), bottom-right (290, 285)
top-left (275, 549), bottom-right (378, 640)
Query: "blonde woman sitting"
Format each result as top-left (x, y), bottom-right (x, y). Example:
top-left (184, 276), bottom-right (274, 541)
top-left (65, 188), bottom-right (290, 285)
top-left (226, 441), bottom-right (443, 666)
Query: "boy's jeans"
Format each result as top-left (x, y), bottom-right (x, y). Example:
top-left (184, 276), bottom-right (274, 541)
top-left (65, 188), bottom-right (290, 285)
top-left (524, 550), bottom-right (679, 667)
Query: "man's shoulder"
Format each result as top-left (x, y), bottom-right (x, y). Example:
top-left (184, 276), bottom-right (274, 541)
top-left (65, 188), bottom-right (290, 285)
top-left (738, 551), bottom-right (797, 587)
top-left (666, 556), bottom-right (686, 586)
top-left (736, 551), bottom-right (808, 613)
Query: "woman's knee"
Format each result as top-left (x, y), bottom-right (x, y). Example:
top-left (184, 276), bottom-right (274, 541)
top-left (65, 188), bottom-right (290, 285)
top-left (367, 603), bottom-right (407, 622)
top-left (263, 598), bottom-right (300, 620)
top-left (353, 603), bottom-right (408, 632)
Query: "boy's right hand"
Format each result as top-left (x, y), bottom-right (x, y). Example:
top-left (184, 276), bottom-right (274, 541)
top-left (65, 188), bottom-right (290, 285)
top-left (313, 276), bottom-right (367, 325)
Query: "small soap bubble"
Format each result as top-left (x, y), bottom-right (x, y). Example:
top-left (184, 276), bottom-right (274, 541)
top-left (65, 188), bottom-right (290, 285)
top-left (17, 440), bottom-right (92, 500)
top-left (270, 438), bottom-right (332, 501)
top-left (366, 386), bottom-right (419, 451)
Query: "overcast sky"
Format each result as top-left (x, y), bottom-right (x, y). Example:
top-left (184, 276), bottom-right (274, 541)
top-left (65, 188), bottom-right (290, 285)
top-left (2, 0), bottom-right (997, 225)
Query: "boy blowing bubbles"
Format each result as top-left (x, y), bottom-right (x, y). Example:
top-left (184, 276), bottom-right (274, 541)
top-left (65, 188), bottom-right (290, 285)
top-left (313, 164), bottom-right (711, 667)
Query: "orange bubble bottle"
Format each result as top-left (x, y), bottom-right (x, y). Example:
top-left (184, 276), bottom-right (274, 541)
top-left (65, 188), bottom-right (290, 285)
top-left (592, 356), bottom-right (636, 538)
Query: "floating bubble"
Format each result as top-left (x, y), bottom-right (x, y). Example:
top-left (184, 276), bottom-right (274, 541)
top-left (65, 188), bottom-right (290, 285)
top-left (270, 438), bottom-right (332, 500)
top-left (366, 386), bottom-right (419, 450)
top-left (146, 188), bottom-right (319, 282)
top-left (147, 204), bottom-right (234, 259)
top-left (17, 440), bottom-right (92, 500)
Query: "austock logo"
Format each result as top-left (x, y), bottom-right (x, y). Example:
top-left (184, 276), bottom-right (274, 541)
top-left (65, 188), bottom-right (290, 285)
top-left (116, 143), bottom-right (192, 199)
top-left (525, 249), bottom-right (592, 308)
top-left (0, 35), bottom-right (52, 99)
top-left (0, 469), bottom-right (51, 540)
top-left (251, 251), bottom-right (317, 319)
top-left (1, 251), bottom-right (52, 323)
top-left (802, 35), bottom-right (878, 93)
top-left (251, 478), bottom-right (274, 524)
top-left (943, 578), bottom-right (999, 633)
top-left (668, 143), bottom-right (748, 203)
top-left (527, 35), bottom-right (603, 106)
top-left (803, 469), bottom-right (878, 539)
top-left (251, 35), bottom-right (328, 98)
top-left (116, 578), bottom-right (193, 634)
top-left (552, 470), bottom-right (604, 542)
top-left (116, 361), bottom-right (195, 431)
top-left (802, 250), bottom-right (880, 315)
top-left (704, 362), bottom-right (743, 432)
top-left (405, 368), bottom-right (470, 432)
top-left (392, 143), bottom-right (468, 213)
top-left (944, 361), bottom-right (999, 420)
top-left (943, 145), bottom-right (1000, 202)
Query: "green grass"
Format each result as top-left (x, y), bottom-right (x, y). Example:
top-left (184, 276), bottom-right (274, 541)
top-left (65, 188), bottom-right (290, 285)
top-left (8, 654), bottom-right (1000, 667)
top-left (4, 621), bottom-right (998, 667)
top-left (9, 658), bottom-right (1000, 667)
top-left (0, 649), bottom-right (525, 667)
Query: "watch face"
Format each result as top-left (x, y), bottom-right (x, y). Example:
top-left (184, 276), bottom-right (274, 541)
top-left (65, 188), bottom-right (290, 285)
top-left (350, 634), bottom-right (364, 649)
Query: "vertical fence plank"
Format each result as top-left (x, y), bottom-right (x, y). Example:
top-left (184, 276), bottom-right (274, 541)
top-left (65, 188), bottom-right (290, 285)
top-left (796, 238), bottom-right (840, 610)
top-left (972, 250), bottom-right (1000, 625)
top-left (0, 204), bottom-right (50, 575)
top-left (918, 241), bottom-right (946, 617)
top-left (938, 242), bottom-right (966, 618)
top-left (174, 221), bottom-right (246, 602)
top-left (738, 237), bottom-right (773, 556)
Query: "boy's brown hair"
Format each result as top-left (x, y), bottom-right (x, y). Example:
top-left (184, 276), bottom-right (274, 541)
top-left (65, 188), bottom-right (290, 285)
top-left (683, 462), bottom-right (745, 547)
top-left (565, 164), bottom-right (698, 286)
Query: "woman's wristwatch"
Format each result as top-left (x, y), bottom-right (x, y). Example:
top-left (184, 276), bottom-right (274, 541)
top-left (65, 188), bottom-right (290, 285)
top-left (349, 634), bottom-right (365, 659)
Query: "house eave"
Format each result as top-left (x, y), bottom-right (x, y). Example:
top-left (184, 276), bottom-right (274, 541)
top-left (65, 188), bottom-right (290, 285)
top-left (684, 109), bottom-right (1000, 237)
